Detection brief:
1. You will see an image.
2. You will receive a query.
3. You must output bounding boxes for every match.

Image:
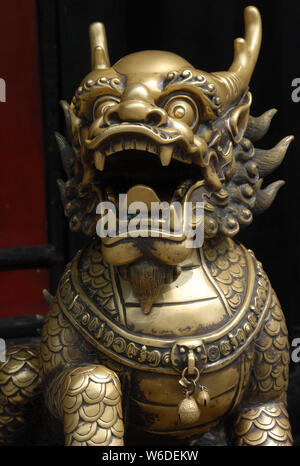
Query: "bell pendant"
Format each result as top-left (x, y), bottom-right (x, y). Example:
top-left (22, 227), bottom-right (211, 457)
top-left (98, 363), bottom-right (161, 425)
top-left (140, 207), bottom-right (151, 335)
top-left (178, 395), bottom-right (201, 425)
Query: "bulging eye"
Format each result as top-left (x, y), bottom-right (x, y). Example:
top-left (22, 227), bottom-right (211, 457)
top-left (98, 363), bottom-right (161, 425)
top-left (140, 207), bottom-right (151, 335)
top-left (93, 96), bottom-right (120, 119)
top-left (164, 96), bottom-right (198, 128)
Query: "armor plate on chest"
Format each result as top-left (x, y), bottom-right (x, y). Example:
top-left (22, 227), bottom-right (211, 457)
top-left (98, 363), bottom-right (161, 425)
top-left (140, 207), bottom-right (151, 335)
top-left (57, 238), bottom-right (271, 375)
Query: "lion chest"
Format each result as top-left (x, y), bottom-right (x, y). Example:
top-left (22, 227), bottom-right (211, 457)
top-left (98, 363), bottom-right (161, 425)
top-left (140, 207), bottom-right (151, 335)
top-left (57, 236), bottom-right (270, 383)
top-left (122, 260), bottom-right (231, 337)
top-left (112, 241), bottom-right (249, 338)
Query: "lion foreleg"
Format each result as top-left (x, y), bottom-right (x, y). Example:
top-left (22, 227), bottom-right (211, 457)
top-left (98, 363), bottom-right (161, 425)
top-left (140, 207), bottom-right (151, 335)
top-left (45, 364), bottom-right (124, 446)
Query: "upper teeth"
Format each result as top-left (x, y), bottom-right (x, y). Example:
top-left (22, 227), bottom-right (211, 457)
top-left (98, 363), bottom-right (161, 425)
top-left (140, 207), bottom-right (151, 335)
top-left (93, 136), bottom-right (192, 171)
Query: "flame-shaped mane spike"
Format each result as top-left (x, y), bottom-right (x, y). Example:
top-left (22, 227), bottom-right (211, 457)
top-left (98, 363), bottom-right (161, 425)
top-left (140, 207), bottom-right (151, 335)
top-left (55, 132), bottom-right (75, 178)
top-left (253, 179), bottom-right (285, 215)
top-left (253, 135), bottom-right (294, 177)
top-left (245, 109), bottom-right (277, 142)
top-left (59, 100), bottom-right (73, 143)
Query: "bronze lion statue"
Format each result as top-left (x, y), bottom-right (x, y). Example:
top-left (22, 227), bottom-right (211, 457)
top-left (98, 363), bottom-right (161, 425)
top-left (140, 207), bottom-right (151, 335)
top-left (0, 6), bottom-right (293, 446)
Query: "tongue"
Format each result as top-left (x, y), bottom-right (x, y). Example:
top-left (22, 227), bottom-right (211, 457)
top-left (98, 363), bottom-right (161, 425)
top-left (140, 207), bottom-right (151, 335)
top-left (125, 184), bottom-right (182, 233)
top-left (126, 185), bottom-right (162, 208)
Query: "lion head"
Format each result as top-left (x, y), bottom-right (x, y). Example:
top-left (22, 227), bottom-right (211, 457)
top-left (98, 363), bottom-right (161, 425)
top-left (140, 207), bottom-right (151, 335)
top-left (56, 6), bottom-right (292, 311)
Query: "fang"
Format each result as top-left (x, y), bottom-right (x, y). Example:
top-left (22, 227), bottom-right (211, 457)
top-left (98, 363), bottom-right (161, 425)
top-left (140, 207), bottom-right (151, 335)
top-left (94, 150), bottom-right (106, 171)
top-left (160, 145), bottom-right (173, 166)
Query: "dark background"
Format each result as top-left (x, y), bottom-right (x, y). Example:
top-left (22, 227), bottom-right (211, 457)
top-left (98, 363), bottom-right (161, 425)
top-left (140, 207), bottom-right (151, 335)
top-left (1, 0), bottom-right (300, 444)
top-left (37, 0), bottom-right (300, 331)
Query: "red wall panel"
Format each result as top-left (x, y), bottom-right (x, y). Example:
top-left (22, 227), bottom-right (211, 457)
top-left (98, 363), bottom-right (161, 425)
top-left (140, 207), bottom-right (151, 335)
top-left (0, 0), bottom-right (49, 317)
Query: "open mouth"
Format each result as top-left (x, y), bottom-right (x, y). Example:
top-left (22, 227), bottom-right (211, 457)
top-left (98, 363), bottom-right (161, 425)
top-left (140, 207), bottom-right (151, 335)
top-left (99, 150), bottom-right (200, 204)
top-left (86, 124), bottom-right (204, 205)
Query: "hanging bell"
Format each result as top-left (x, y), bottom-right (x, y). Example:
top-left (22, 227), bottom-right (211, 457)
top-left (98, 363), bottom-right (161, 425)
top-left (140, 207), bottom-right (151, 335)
top-left (178, 395), bottom-right (201, 425)
top-left (195, 385), bottom-right (210, 407)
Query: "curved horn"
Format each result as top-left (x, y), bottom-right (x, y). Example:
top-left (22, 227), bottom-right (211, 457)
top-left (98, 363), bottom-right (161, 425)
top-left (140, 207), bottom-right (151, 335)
top-left (89, 22), bottom-right (110, 70)
top-left (211, 6), bottom-right (262, 111)
top-left (245, 109), bottom-right (277, 142)
top-left (253, 180), bottom-right (285, 215)
top-left (253, 135), bottom-right (294, 177)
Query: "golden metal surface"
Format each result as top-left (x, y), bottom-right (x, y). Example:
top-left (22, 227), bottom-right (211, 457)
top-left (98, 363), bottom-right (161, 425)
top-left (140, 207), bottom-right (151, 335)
top-left (53, 239), bottom-right (267, 374)
top-left (0, 6), bottom-right (293, 445)
top-left (0, 346), bottom-right (41, 444)
top-left (233, 402), bottom-right (293, 446)
top-left (128, 363), bottom-right (242, 434)
top-left (46, 365), bottom-right (124, 446)
top-left (89, 23), bottom-right (110, 70)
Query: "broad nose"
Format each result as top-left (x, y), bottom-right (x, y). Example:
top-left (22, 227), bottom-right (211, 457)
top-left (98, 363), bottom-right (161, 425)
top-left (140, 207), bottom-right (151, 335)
top-left (103, 83), bottom-right (168, 126)
top-left (104, 101), bottom-right (167, 126)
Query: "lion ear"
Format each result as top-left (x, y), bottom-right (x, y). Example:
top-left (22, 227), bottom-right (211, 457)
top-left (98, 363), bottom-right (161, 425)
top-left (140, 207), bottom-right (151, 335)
top-left (226, 92), bottom-right (252, 143)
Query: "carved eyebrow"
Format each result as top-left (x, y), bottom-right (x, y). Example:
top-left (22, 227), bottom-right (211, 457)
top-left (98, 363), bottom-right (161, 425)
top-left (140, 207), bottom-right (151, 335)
top-left (73, 76), bottom-right (123, 102)
top-left (164, 70), bottom-right (219, 104)
top-left (71, 76), bottom-right (124, 120)
top-left (159, 69), bottom-right (221, 119)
